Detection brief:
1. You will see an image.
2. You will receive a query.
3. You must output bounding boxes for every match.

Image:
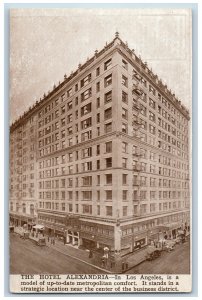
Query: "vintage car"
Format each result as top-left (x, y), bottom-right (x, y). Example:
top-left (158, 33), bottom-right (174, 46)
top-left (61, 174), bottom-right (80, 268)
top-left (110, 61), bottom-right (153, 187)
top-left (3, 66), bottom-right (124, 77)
top-left (164, 241), bottom-right (175, 252)
top-left (37, 237), bottom-right (46, 246)
top-left (145, 247), bottom-right (162, 261)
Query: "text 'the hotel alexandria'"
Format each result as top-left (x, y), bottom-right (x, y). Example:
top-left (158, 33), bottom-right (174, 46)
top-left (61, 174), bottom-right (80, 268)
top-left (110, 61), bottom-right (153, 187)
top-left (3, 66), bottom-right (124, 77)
top-left (10, 33), bottom-right (190, 254)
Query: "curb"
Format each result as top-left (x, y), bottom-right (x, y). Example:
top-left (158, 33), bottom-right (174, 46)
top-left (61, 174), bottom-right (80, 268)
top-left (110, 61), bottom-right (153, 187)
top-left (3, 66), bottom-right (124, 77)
top-left (48, 244), bottom-right (113, 274)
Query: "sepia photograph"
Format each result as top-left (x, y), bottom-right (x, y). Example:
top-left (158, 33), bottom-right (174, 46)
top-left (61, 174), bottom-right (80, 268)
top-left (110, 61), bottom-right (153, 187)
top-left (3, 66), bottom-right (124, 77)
top-left (8, 7), bottom-right (192, 293)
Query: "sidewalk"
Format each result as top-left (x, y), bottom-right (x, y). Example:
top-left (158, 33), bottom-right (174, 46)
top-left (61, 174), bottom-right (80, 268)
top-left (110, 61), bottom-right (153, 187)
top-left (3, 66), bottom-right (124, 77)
top-left (13, 228), bottom-right (149, 273)
top-left (45, 238), bottom-right (148, 273)
top-left (45, 239), bottom-right (112, 273)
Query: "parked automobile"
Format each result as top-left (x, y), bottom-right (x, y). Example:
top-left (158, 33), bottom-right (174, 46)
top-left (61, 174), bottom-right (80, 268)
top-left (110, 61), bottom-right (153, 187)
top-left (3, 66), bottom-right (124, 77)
top-left (145, 248), bottom-right (162, 261)
top-left (37, 237), bottom-right (46, 246)
top-left (164, 241), bottom-right (175, 252)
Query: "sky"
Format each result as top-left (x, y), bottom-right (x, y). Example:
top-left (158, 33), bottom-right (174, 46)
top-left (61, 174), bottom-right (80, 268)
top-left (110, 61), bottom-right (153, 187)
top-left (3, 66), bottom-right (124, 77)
top-left (10, 8), bottom-right (192, 122)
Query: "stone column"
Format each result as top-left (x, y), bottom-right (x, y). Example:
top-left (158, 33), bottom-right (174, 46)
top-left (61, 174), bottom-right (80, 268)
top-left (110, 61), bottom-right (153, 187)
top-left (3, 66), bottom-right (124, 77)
top-left (114, 224), bottom-right (121, 252)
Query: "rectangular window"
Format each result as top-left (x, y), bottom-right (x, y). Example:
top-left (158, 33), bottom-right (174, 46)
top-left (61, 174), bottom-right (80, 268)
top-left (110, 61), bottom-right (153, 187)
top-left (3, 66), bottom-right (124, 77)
top-left (104, 107), bottom-right (112, 120)
top-left (106, 206), bottom-right (112, 216)
top-left (81, 103), bottom-right (91, 116)
top-left (83, 204), bottom-right (92, 214)
top-left (96, 82), bottom-right (100, 92)
top-left (122, 75), bottom-right (128, 87)
top-left (122, 142), bottom-right (128, 153)
top-left (96, 144), bottom-right (100, 155)
top-left (149, 85), bottom-right (155, 96)
top-left (106, 157), bottom-right (112, 168)
top-left (149, 111), bottom-right (156, 122)
top-left (106, 190), bottom-right (112, 200)
top-left (81, 88), bottom-right (92, 102)
top-left (122, 158), bottom-right (127, 168)
top-left (97, 113), bottom-right (100, 123)
top-left (67, 100), bottom-right (72, 110)
top-left (105, 122), bottom-right (112, 133)
top-left (122, 123), bottom-right (128, 133)
top-left (96, 97), bottom-right (100, 108)
top-left (81, 117), bottom-right (92, 130)
top-left (123, 206), bottom-right (128, 216)
top-left (105, 91), bottom-right (112, 104)
top-left (106, 141), bottom-right (112, 153)
top-left (82, 147), bottom-right (92, 159)
top-left (149, 124), bottom-right (156, 135)
top-left (67, 114), bottom-right (72, 124)
top-left (67, 127), bottom-right (73, 135)
top-left (81, 130), bottom-right (92, 142)
top-left (82, 191), bottom-right (92, 201)
top-left (149, 98), bottom-right (156, 109)
top-left (122, 108), bottom-right (128, 120)
top-left (81, 73), bottom-right (91, 88)
top-left (106, 174), bottom-right (112, 185)
top-left (122, 91), bottom-right (128, 103)
top-left (122, 174), bottom-right (127, 185)
top-left (67, 88), bottom-right (72, 98)
top-left (104, 58), bottom-right (112, 70)
top-left (96, 67), bottom-right (100, 76)
top-left (61, 118), bottom-right (65, 127)
top-left (122, 59), bottom-right (128, 70)
top-left (104, 74), bottom-right (112, 87)
top-left (82, 161), bottom-right (92, 171)
top-left (122, 190), bottom-right (128, 201)
top-left (61, 93), bottom-right (66, 102)
top-left (61, 105), bottom-right (65, 114)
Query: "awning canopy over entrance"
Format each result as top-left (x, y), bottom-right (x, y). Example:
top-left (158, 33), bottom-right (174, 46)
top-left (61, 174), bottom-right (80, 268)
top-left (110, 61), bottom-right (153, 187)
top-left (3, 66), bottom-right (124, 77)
top-left (33, 225), bottom-right (44, 230)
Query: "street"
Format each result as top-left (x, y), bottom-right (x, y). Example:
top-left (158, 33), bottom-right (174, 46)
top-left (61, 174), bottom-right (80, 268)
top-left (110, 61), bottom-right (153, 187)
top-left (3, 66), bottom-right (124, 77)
top-left (10, 233), bottom-right (190, 275)
top-left (126, 240), bottom-right (190, 274)
top-left (10, 233), bottom-right (106, 274)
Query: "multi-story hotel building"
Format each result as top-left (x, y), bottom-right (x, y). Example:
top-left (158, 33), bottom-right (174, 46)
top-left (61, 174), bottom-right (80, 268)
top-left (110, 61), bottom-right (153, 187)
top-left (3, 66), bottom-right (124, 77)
top-left (10, 32), bottom-right (190, 255)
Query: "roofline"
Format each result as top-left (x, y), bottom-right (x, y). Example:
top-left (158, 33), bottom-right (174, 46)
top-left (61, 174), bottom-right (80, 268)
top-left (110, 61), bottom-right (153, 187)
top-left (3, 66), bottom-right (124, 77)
top-left (10, 33), bottom-right (190, 131)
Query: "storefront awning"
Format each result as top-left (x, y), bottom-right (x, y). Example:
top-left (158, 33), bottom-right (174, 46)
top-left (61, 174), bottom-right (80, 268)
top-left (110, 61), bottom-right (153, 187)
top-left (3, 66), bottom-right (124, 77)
top-left (33, 225), bottom-right (44, 230)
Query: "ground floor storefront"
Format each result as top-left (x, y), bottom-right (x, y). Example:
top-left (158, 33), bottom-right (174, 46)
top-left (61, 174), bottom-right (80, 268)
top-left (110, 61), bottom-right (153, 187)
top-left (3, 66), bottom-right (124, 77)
top-left (9, 212), bottom-right (36, 230)
top-left (10, 209), bottom-right (190, 273)
top-left (37, 209), bottom-right (190, 255)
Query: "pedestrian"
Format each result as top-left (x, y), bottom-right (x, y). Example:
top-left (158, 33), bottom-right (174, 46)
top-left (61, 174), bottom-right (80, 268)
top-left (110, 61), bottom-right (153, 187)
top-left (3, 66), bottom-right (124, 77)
top-left (101, 257), bottom-right (105, 267)
top-left (48, 236), bottom-right (49, 242)
top-left (89, 250), bottom-right (93, 258)
top-left (53, 238), bottom-right (55, 245)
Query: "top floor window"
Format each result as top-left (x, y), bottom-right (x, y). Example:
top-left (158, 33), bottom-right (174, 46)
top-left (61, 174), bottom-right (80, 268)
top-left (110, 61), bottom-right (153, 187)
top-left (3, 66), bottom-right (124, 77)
top-left (122, 59), bottom-right (128, 70)
top-left (96, 67), bottom-right (100, 76)
top-left (67, 88), bottom-right (72, 98)
top-left (104, 58), bottom-right (112, 70)
top-left (81, 73), bottom-right (91, 88)
top-left (141, 78), bottom-right (147, 87)
top-left (149, 85), bottom-right (156, 96)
